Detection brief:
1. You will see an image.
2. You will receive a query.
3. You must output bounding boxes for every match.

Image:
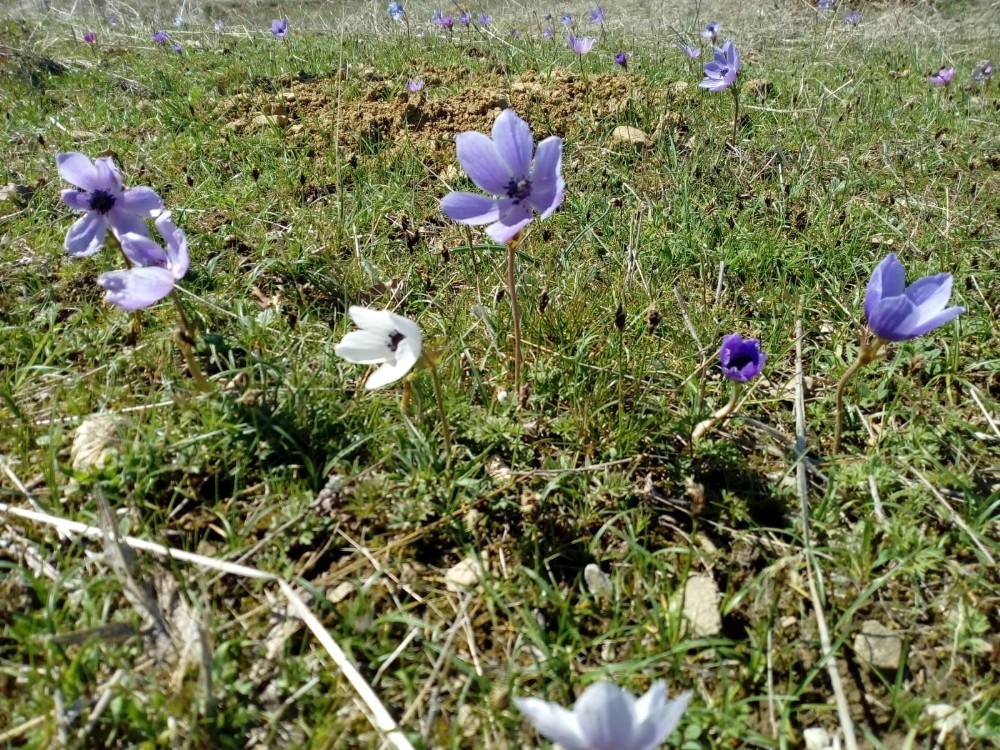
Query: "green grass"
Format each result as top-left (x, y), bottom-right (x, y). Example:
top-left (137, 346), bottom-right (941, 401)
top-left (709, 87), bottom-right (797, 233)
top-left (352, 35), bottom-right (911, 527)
top-left (1, 3), bottom-right (999, 749)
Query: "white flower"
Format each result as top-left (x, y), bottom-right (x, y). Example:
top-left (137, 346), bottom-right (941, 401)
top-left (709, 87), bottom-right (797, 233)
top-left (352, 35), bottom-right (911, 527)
top-left (514, 680), bottom-right (691, 750)
top-left (334, 306), bottom-right (422, 389)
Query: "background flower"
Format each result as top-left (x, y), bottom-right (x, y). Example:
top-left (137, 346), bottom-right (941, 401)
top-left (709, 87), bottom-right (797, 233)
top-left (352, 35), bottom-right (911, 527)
top-left (971, 59), bottom-right (993, 81)
top-left (152, 30), bottom-right (168, 43)
top-left (98, 212), bottom-right (189, 310)
top-left (334, 307), bottom-right (423, 389)
top-left (614, 51), bottom-right (633, 67)
top-left (568, 32), bottom-right (596, 55)
top-left (844, 11), bottom-right (860, 25)
top-left (719, 334), bottom-right (767, 382)
top-left (271, 18), bottom-right (288, 38)
top-left (700, 40), bottom-right (740, 92)
top-left (387, 1), bottom-right (405, 21)
top-left (700, 21), bottom-right (720, 43)
top-left (864, 253), bottom-right (964, 341)
top-left (589, 6), bottom-right (605, 24)
top-left (928, 67), bottom-right (954, 85)
top-left (407, 77), bottom-right (424, 92)
top-left (678, 43), bottom-right (701, 58)
top-left (83, 32), bottom-right (96, 43)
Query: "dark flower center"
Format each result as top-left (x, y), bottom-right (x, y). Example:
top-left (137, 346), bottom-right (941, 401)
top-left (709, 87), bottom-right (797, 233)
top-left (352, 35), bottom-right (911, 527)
top-left (718, 66), bottom-right (730, 77)
top-left (88, 189), bottom-right (116, 214)
top-left (506, 177), bottom-right (532, 204)
top-left (728, 350), bottom-right (754, 371)
top-left (387, 330), bottom-right (406, 352)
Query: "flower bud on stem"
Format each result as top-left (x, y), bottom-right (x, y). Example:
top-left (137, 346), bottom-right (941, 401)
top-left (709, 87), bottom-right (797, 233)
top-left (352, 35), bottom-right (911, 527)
top-left (172, 294), bottom-right (211, 392)
top-left (420, 350), bottom-right (452, 464)
top-left (692, 382), bottom-right (742, 443)
top-left (832, 338), bottom-right (887, 454)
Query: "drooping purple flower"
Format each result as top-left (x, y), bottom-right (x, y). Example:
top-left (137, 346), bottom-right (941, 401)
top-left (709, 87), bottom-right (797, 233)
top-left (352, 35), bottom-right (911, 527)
top-left (678, 43), bottom-right (701, 59)
top-left (152, 30), bottom-right (168, 43)
top-left (719, 334), bottom-right (767, 382)
top-left (478, 13), bottom-right (490, 26)
top-left (844, 11), bottom-right (860, 25)
top-left (387, 2), bottom-right (405, 21)
top-left (700, 40), bottom-right (740, 92)
top-left (459, 12), bottom-right (472, 25)
top-left (614, 51), bottom-right (632, 68)
top-left (172, 42), bottom-right (183, 53)
top-left (864, 254), bottom-right (964, 342)
top-left (542, 25), bottom-right (554, 38)
top-left (56, 152), bottom-right (163, 257)
top-left (700, 21), bottom-right (720, 43)
top-left (271, 18), bottom-right (288, 38)
top-left (84, 32), bottom-right (96, 43)
top-left (98, 212), bottom-right (190, 310)
top-left (440, 109), bottom-right (565, 244)
top-left (971, 59), bottom-right (993, 82)
top-left (589, 6), bottom-right (605, 23)
top-left (407, 77), bottom-right (424, 92)
top-left (928, 67), bottom-right (955, 86)
top-left (568, 32), bottom-right (596, 55)
top-left (561, 13), bottom-right (573, 26)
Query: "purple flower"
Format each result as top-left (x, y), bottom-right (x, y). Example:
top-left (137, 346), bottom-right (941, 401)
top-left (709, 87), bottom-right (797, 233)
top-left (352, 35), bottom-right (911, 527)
top-left (542, 25), bottom-right (554, 38)
top-left (459, 12), bottom-right (472, 25)
top-left (700, 40), bottom-right (740, 92)
top-left (439, 14), bottom-right (454, 29)
top-left (561, 13), bottom-right (573, 26)
top-left (152, 30), bottom-right (168, 43)
top-left (719, 334), bottom-right (767, 382)
top-left (510, 28), bottom-right (521, 38)
top-left (172, 42), bottom-right (182, 53)
top-left (173, 15), bottom-right (184, 27)
top-left (440, 109), bottom-right (565, 244)
top-left (478, 13), bottom-right (490, 26)
top-left (928, 67), bottom-right (954, 86)
top-left (614, 51), bottom-right (632, 68)
top-left (864, 253), bottom-right (964, 342)
top-left (844, 11), bottom-right (860, 25)
top-left (387, 2), bottom-right (405, 21)
top-left (83, 32), bottom-right (96, 43)
top-left (214, 20), bottom-right (224, 33)
top-left (271, 18), bottom-right (288, 38)
top-left (818, 0), bottom-right (836, 9)
top-left (700, 21), bottom-right (720, 43)
top-left (109, 14), bottom-right (119, 26)
top-left (568, 32), bottom-right (596, 55)
top-left (56, 152), bottom-right (163, 257)
top-left (678, 43), bottom-right (701, 59)
top-left (589, 6), bottom-right (605, 23)
top-left (98, 212), bottom-right (189, 310)
top-left (972, 59), bottom-right (993, 82)
top-left (431, 9), bottom-right (443, 21)
top-left (407, 77), bottom-right (424, 92)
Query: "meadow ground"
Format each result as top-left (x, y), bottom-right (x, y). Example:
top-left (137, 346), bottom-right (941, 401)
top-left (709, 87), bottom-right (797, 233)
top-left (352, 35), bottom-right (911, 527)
top-left (0, 0), bottom-right (999, 747)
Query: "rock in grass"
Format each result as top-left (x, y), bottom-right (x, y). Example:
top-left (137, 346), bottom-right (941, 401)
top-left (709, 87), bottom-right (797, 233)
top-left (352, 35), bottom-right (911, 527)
top-left (610, 125), bottom-right (654, 150)
top-left (680, 573), bottom-right (722, 637)
top-left (853, 619), bottom-right (903, 670)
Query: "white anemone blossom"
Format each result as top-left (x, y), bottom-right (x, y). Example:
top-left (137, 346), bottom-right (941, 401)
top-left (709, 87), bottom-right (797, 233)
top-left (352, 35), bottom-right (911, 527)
top-left (334, 306), bottom-right (423, 389)
top-left (514, 680), bottom-right (691, 750)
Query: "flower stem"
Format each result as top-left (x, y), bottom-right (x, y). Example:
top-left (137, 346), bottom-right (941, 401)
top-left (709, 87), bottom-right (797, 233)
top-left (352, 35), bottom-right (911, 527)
top-left (692, 382), bottom-right (742, 443)
top-left (171, 293), bottom-right (211, 392)
top-left (832, 338), bottom-right (885, 454)
top-left (506, 236), bottom-right (524, 398)
top-left (731, 86), bottom-right (741, 145)
top-left (422, 352), bottom-right (452, 462)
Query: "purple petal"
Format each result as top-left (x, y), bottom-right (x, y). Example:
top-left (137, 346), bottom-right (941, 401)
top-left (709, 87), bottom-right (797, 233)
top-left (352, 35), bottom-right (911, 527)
top-left (98, 266), bottom-right (175, 309)
top-left (156, 213), bottom-right (190, 279)
top-left (441, 192), bottom-right (501, 225)
top-left (513, 698), bottom-right (589, 750)
top-left (903, 273), bottom-right (952, 310)
top-left (486, 203), bottom-right (532, 244)
top-left (864, 253), bottom-right (906, 322)
top-left (119, 233), bottom-right (168, 267)
top-left (65, 212), bottom-right (107, 257)
top-left (529, 136), bottom-right (565, 219)
top-left (107, 209), bottom-right (152, 241)
top-left (61, 189), bottom-right (92, 211)
top-left (456, 132), bottom-right (511, 195)
top-left (56, 152), bottom-right (101, 192)
top-left (491, 109), bottom-right (534, 179)
top-left (867, 295), bottom-right (916, 341)
top-left (93, 157), bottom-right (124, 194)
top-left (904, 305), bottom-right (965, 339)
top-left (117, 186), bottom-right (163, 217)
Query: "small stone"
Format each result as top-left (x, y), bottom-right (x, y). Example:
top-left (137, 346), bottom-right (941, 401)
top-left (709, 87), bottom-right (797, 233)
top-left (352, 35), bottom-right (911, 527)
top-left (853, 619), bottom-right (903, 670)
top-left (326, 582), bottom-right (355, 604)
top-left (445, 556), bottom-right (484, 592)
top-left (583, 564), bottom-right (612, 599)
top-left (71, 413), bottom-right (125, 472)
top-left (803, 726), bottom-right (836, 750)
top-left (681, 574), bottom-right (722, 637)
top-left (610, 125), bottom-right (654, 149)
top-left (251, 114), bottom-right (289, 128)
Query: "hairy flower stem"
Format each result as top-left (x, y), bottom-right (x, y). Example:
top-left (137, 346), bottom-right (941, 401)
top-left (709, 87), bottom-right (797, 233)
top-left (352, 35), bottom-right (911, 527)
top-left (171, 294), bottom-right (211, 392)
top-left (731, 86), bottom-right (741, 144)
top-left (692, 382), bottom-right (742, 443)
top-left (507, 235), bottom-right (524, 398)
top-left (832, 339), bottom-right (886, 454)
top-left (422, 352), bottom-right (452, 463)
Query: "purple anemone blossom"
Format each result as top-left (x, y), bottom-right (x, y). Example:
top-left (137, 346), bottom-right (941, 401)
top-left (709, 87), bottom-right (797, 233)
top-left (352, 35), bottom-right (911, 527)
top-left (152, 30), bottom-right (168, 43)
top-left (83, 32), bottom-right (96, 43)
top-left (478, 13), bottom-right (491, 26)
top-left (614, 51), bottom-right (633, 68)
top-left (818, 0), bottom-right (835, 9)
top-left (719, 334), bottom-right (767, 382)
top-left (928, 67), bottom-right (955, 86)
top-left (678, 43), bottom-right (701, 59)
top-left (439, 14), bottom-right (454, 29)
top-left (440, 109), bottom-right (565, 244)
top-left (864, 253), bottom-right (964, 342)
top-left (589, 6), bottom-right (605, 23)
top-left (172, 42), bottom-right (182, 53)
top-left (542, 25), bottom-right (554, 38)
top-left (271, 18), bottom-right (288, 38)
top-left (387, 2), bottom-right (405, 21)
top-left (971, 59), bottom-right (993, 82)
top-left (407, 77), bottom-right (424, 92)
top-left (844, 11), bottom-right (860, 25)
top-left (562, 13), bottom-right (573, 26)
top-left (700, 21), bottom-right (720, 43)
top-left (700, 40), bottom-right (740, 92)
top-left (459, 12), bottom-right (472, 25)
top-left (98, 212), bottom-right (189, 310)
top-left (568, 32), bottom-right (596, 55)
top-left (56, 152), bottom-right (163, 257)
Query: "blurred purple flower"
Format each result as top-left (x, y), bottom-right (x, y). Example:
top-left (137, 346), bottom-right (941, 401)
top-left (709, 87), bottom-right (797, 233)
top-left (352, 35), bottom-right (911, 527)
top-left (562, 13), bottom-right (573, 26)
top-left (818, 0), bottom-right (835, 9)
top-left (700, 21), bottom-right (720, 43)
top-left (971, 59), bottom-right (993, 82)
top-left (542, 25), bottom-right (554, 38)
top-left (589, 6), bottom-right (605, 23)
top-left (109, 14), bottom-right (119, 26)
top-left (478, 13), bottom-right (491, 26)
top-left (172, 42), bottom-right (182, 53)
top-left (56, 152), bottom-right (163, 257)
top-left (459, 12), bottom-right (472, 25)
top-left (510, 28), bottom-right (520, 37)
top-left (83, 32), bottom-right (96, 43)
top-left (153, 30), bottom-right (168, 43)
top-left (439, 14), bottom-right (454, 29)
top-left (431, 9), bottom-right (443, 21)
top-left (387, 2), bottom-right (405, 21)
top-left (700, 39), bottom-right (740, 92)
top-left (864, 253), bottom-right (964, 342)
top-left (614, 51), bottom-right (632, 68)
top-left (844, 11), bottom-right (860, 25)
top-left (271, 18), bottom-right (288, 38)
top-left (99, 212), bottom-right (190, 310)
top-left (173, 15), bottom-right (184, 27)
top-left (407, 77), bottom-right (424, 92)
top-left (568, 31), bottom-right (596, 55)
top-left (214, 20), bottom-right (224, 32)
top-left (928, 67), bottom-right (954, 86)
top-left (719, 334), bottom-right (767, 382)
top-left (678, 43), bottom-right (701, 58)
top-left (440, 109), bottom-right (565, 244)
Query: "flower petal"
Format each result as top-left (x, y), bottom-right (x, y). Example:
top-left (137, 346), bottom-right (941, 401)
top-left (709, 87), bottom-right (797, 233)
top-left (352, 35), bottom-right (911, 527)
top-left (61, 190), bottom-right (92, 211)
top-left (486, 203), bottom-right (532, 244)
top-left (156, 213), bottom-right (190, 279)
top-left (106, 210), bottom-right (153, 241)
top-left (118, 186), bottom-right (164, 217)
top-left (864, 253), bottom-right (906, 322)
top-left (98, 266), bottom-right (175, 309)
top-left (119, 233), bottom-right (168, 267)
top-left (441, 192), bottom-right (501, 225)
top-left (633, 688), bottom-right (692, 750)
top-left (365, 343), bottom-right (419, 389)
top-left (456, 132), bottom-right (511, 195)
top-left (56, 152), bottom-right (101, 192)
top-left (347, 306), bottom-right (396, 335)
top-left (93, 157), bottom-right (124, 194)
top-left (904, 305), bottom-right (965, 339)
top-left (65, 212), bottom-right (107, 257)
top-left (514, 697), bottom-right (589, 750)
top-left (903, 273), bottom-right (953, 312)
top-left (867, 295), bottom-right (917, 341)
top-left (529, 136), bottom-right (565, 219)
top-left (491, 109), bottom-right (534, 179)
top-left (574, 682), bottom-right (638, 750)
top-left (335, 330), bottom-right (391, 364)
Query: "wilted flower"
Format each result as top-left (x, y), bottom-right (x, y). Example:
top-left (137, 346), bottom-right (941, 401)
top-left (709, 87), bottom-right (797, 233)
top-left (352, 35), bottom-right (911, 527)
top-left (387, 1), bottom-right (405, 21)
top-left (562, 13), bottom-right (573, 26)
top-left (542, 25), bottom-right (554, 38)
top-left (719, 334), bottom-right (767, 382)
top-left (700, 39), bottom-right (740, 92)
top-left (678, 43), bottom-right (700, 58)
top-left (407, 77), bottom-right (424, 92)
top-left (568, 32), bottom-right (596, 55)
top-left (57, 152), bottom-right (163, 257)
top-left (441, 108), bottom-right (564, 244)
top-left (98, 212), bottom-right (189, 310)
top-left (459, 12), bottom-right (472, 25)
top-left (271, 18), bottom-right (288, 38)
top-left (700, 21), bottom-right (720, 43)
top-left (928, 67), bottom-right (954, 86)
top-left (971, 59), bottom-right (993, 81)
top-left (864, 253), bottom-right (964, 342)
top-left (614, 51), bottom-right (633, 68)
top-left (335, 306), bottom-right (423, 389)
top-left (152, 30), bottom-right (168, 43)
top-left (589, 6), bottom-right (605, 23)
top-left (844, 10), bottom-right (860, 25)
top-left (515, 681), bottom-right (691, 750)
top-left (478, 13), bottom-right (490, 26)
top-left (83, 32), bottom-right (96, 43)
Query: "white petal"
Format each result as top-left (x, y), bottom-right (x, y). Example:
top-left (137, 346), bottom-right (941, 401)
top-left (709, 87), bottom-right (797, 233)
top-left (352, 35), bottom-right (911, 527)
top-left (514, 697), bottom-right (590, 750)
top-left (348, 306), bottom-right (397, 335)
top-left (365, 357), bottom-right (416, 389)
top-left (335, 330), bottom-right (391, 364)
top-left (574, 682), bottom-right (639, 750)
